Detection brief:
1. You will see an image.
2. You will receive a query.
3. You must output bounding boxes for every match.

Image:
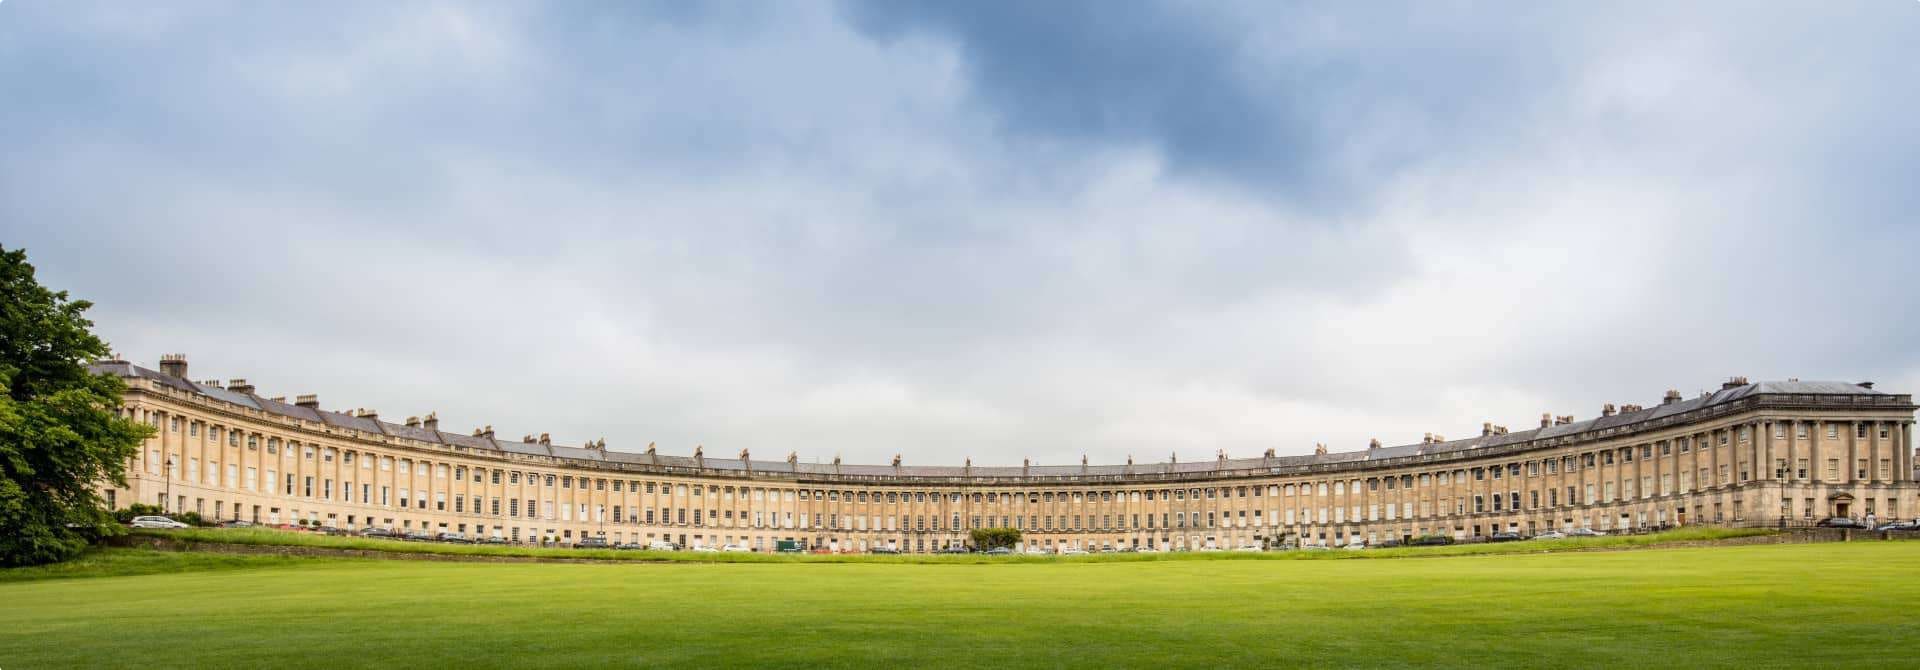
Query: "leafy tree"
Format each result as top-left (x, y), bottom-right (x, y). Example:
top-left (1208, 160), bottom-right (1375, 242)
top-left (970, 527), bottom-right (1022, 551)
top-left (0, 245), bottom-right (153, 566)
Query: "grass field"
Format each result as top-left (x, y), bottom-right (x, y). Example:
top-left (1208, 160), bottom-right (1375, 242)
top-left (3, 541), bottom-right (1915, 668)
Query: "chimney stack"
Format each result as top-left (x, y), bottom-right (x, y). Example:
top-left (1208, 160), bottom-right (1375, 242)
top-left (422, 412), bottom-right (438, 431)
top-left (1370, 438), bottom-right (1382, 450)
top-left (1663, 389), bottom-right (1682, 405)
top-left (1482, 422), bottom-right (1493, 436)
top-left (295, 394), bottom-right (319, 409)
top-left (1722, 376), bottom-right (1749, 390)
top-left (159, 354), bottom-right (188, 379)
top-left (226, 379), bottom-right (255, 395)
top-left (405, 416), bottom-right (421, 428)
top-left (1601, 403), bottom-right (1616, 417)
top-left (1541, 412), bottom-right (1552, 428)
top-left (1314, 443), bottom-right (1328, 456)
top-left (1422, 432), bottom-right (1433, 444)
top-left (538, 433), bottom-right (551, 446)
top-left (356, 408), bottom-right (378, 422)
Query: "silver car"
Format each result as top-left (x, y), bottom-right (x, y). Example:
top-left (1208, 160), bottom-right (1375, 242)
top-left (129, 515), bottom-right (189, 529)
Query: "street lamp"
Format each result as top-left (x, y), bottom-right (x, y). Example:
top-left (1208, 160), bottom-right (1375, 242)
top-left (164, 457), bottom-right (174, 514)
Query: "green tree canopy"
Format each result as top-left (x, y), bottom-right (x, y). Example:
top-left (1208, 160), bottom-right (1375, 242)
top-left (970, 527), bottom-right (1021, 551)
top-left (0, 245), bottom-right (153, 566)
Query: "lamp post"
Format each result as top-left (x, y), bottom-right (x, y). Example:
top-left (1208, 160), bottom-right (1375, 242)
top-left (163, 457), bottom-right (175, 515)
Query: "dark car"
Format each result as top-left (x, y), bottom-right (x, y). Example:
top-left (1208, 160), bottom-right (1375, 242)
top-left (1409, 534), bottom-right (1454, 546)
top-left (317, 525), bottom-right (348, 536)
top-left (1488, 532), bottom-right (1523, 542)
top-left (936, 547), bottom-right (972, 554)
top-left (360, 527), bottom-right (395, 538)
top-left (481, 536), bottom-right (511, 545)
top-left (403, 530), bottom-right (434, 542)
top-left (869, 546), bottom-right (901, 555)
top-left (984, 547), bottom-right (1013, 555)
top-left (219, 520), bottom-right (256, 528)
top-left (576, 537), bottom-right (610, 549)
top-left (1815, 517), bottom-right (1867, 529)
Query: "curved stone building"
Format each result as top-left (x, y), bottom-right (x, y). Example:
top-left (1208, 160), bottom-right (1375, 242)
top-left (94, 355), bottom-right (1918, 552)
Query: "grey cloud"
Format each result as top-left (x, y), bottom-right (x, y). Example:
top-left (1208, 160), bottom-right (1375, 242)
top-left (3, 1), bottom-right (1918, 468)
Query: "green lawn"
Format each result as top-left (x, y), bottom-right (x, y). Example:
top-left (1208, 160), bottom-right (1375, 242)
top-left (3, 542), bottom-right (1915, 668)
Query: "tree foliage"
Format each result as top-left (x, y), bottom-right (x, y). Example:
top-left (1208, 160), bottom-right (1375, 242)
top-left (969, 527), bottom-right (1021, 551)
top-left (0, 245), bottom-right (153, 566)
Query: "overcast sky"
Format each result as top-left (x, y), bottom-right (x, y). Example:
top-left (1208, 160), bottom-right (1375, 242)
top-left (4, 2), bottom-right (1916, 467)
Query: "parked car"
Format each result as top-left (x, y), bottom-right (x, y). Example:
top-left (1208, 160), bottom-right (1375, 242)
top-left (1234, 544), bottom-right (1264, 552)
top-left (576, 537), bottom-right (610, 549)
top-left (1567, 527), bottom-right (1606, 537)
top-left (869, 546), bottom-right (902, 554)
top-left (1135, 546), bottom-right (1159, 553)
top-left (436, 531), bottom-right (472, 544)
top-left (1873, 521), bottom-right (1917, 532)
top-left (649, 540), bottom-right (681, 551)
top-left (318, 525), bottom-right (348, 536)
top-left (1409, 534), bottom-right (1454, 546)
top-left (691, 545), bottom-right (720, 553)
top-left (1059, 547), bottom-right (1089, 555)
top-left (721, 544), bottom-right (751, 553)
top-left (1534, 531), bottom-right (1567, 540)
top-left (360, 527), bottom-right (395, 538)
top-left (1488, 532), bottom-right (1523, 542)
top-left (481, 536), bottom-right (511, 545)
top-left (937, 547), bottom-right (971, 554)
top-left (219, 519), bottom-right (255, 528)
top-left (129, 515), bottom-right (189, 529)
top-left (984, 547), bottom-right (1013, 555)
top-left (1815, 517), bottom-right (1867, 529)
top-left (774, 540), bottom-right (803, 553)
top-left (403, 530), bottom-right (434, 542)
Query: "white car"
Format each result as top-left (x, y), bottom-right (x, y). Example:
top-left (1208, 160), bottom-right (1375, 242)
top-left (1059, 548), bottom-right (1088, 555)
top-left (1342, 543), bottom-right (1367, 551)
top-left (720, 544), bottom-right (751, 553)
top-left (647, 540), bottom-right (680, 551)
top-left (1235, 544), bottom-right (1264, 552)
top-left (1135, 546), bottom-right (1159, 553)
top-left (691, 545), bottom-right (720, 553)
top-left (1534, 531), bottom-right (1568, 540)
top-left (129, 515), bottom-right (189, 529)
top-left (1568, 528), bottom-right (1606, 537)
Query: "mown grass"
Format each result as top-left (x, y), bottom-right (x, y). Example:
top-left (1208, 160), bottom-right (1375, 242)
top-left (0, 548), bottom-right (330, 583)
top-left (122, 525), bottom-right (1775, 564)
top-left (1, 541), bottom-right (1915, 668)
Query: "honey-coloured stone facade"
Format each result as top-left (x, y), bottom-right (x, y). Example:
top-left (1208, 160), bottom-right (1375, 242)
top-left (96, 357), bottom-right (1919, 552)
